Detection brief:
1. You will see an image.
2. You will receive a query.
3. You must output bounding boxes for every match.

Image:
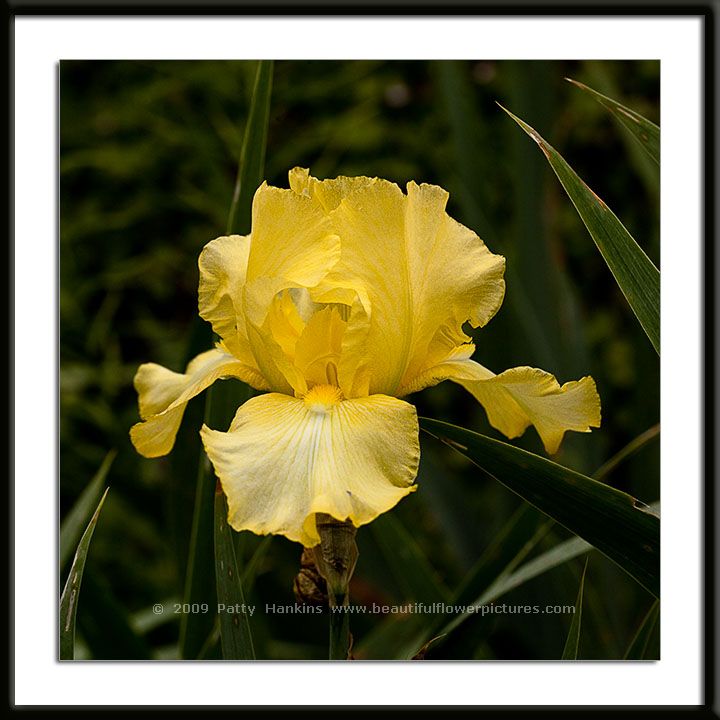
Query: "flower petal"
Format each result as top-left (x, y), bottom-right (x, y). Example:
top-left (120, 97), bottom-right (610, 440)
top-left (293, 306), bottom-right (346, 389)
top-left (329, 178), bottom-right (413, 394)
top-left (245, 182), bottom-right (340, 287)
top-left (325, 177), bottom-right (505, 396)
top-left (197, 234), bottom-right (257, 367)
top-left (243, 283), bottom-right (308, 396)
top-left (201, 390), bottom-right (420, 546)
top-left (130, 348), bottom-right (262, 458)
top-left (406, 357), bottom-right (601, 454)
top-left (400, 182), bottom-right (505, 384)
top-left (289, 166), bottom-right (373, 212)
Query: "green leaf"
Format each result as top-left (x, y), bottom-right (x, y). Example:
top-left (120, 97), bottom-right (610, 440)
top-left (214, 488), bottom-right (255, 659)
top-left (407, 426), bottom-right (662, 656)
top-left (226, 60), bottom-right (274, 236)
top-left (180, 59), bottom-right (273, 659)
top-left (499, 104), bottom-right (660, 354)
top-left (434, 500), bottom-right (658, 646)
top-left (404, 506), bottom-right (552, 658)
top-left (449, 503), bottom-right (551, 609)
top-left (60, 450), bottom-right (116, 570)
top-left (131, 598), bottom-right (180, 636)
top-left (566, 78), bottom-right (660, 165)
top-left (562, 559), bottom-right (588, 659)
top-left (178, 426), bottom-right (218, 659)
top-left (371, 513), bottom-right (451, 605)
top-left (624, 600), bottom-right (660, 659)
top-left (420, 418), bottom-right (660, 597)
top-left (59, 488), bottom-right (109, 660)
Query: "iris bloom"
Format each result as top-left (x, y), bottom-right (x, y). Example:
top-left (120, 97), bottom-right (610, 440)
top-left (131, 169), bottom-right (600, 547)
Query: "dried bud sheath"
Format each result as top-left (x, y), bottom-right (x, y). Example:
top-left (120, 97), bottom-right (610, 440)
top-left (311, 513), bottom-right (358, 607)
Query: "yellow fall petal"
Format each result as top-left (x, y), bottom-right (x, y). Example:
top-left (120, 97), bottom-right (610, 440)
top-left (412, 358), bottom-right (601, 454)
top-left (200, 389), bottom-right (419, 547)
top-left (130, 348), bottom-right (264, 458)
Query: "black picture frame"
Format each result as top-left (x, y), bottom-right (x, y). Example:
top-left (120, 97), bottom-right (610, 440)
top-left (8, 0), bottom-right (716, 714)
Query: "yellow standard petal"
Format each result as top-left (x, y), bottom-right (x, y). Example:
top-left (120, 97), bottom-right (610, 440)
top-left (197, 233), bottom-right (258, 367)
top-left (288, 166), bottom-right (374, 212)
top-left (130, 348), bottom-right (262, 458)
top-left (244, 182), bottom-right (340, 288)
top-left (416, 358), bottom-right (601, 455)
top-left (400, 182), bottom-right (506, 386)
top-left (200, 388), bottom-right (420, 547)
top-left (306, 173), bottom-right (505, 397)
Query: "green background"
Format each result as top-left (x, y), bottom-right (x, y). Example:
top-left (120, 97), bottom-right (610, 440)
top-left (60, 59), bottom-right (660, 660)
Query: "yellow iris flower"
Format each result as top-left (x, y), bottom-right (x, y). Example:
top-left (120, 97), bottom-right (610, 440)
top-left (130, 168), bottom-right (601, 547)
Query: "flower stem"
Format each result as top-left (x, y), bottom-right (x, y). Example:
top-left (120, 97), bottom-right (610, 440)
top-left (329, 593), bottom-right (351, 660)
top-left (311, 513), bottom-right (358, 660)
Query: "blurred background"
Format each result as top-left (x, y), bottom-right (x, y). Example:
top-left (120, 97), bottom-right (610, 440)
top-left (60, 60), bottom-right (660, 660)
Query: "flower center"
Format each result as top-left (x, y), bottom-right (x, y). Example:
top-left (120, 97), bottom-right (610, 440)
top-left (303, 384), bottom-right (344, 413)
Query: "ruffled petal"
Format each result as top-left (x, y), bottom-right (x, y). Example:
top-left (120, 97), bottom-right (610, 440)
top-left (400, 182), bottom-right (505, 386)
top-left (201, 389), bottom-right (420, 547)
top-left (245, 182), bottom-right (340, 287)
top-left (130, 348), bottom-right (263, 458)
top-left (197, 234), bottom-right (257, 367)
top-left (302, 173), bottom-right (505, 397)
top-left (329, 178), bottom-right (413, 394)
top-left (404, 357), bottom-right (601, 454)
top-left (289, 166), bottom-right (373, 212)
top-left (243, 283), bottom-right (308, 396)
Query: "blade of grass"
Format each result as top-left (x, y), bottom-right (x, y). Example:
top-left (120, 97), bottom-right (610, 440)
top-left (131, 598), bottom-right (180, 636)
top-left (371, 513), bottom-right (451, 605)
top-left (505, 61), bottom-right (586, 381)
top-left (409, 425), bottom-right (662, 655)
top-left (420, 418), bottom-right (660, 596)
top-left (404, 426), bottom-right (661, 656)
top-left (59, 488), bottom-right (109, 660)
top-left (499, 104), bottom-right (660, 354)
top-left (624, 600), bottom-right (660, 659)
top-left (60, 450), bottom-right (116, 570)
top-left (402, 510), bottom-right (553, 659)
top-left (226, 60), bottom-right (274, 236)
top-left (561, 558), bottom-right (588, 659)
top-left (450, 504), bottom-right (551, 609)
top-left (214, 486), bottom-right (255, 659)
top-left (566, 78), bottom-right (659, 165)
top-left (432, 501), bottom-right (658, 649)
top-left (178, 399), bottom-right (218, 658)
top-left (181, 60), bottom-right (273, 658)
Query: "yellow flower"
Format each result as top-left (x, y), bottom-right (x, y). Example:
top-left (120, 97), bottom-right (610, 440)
top-left (130, 168), bottom-right (601, 547)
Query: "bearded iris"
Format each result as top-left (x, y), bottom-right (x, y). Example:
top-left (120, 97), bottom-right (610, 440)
top-left (130, 168), bottom-right (601, 547)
